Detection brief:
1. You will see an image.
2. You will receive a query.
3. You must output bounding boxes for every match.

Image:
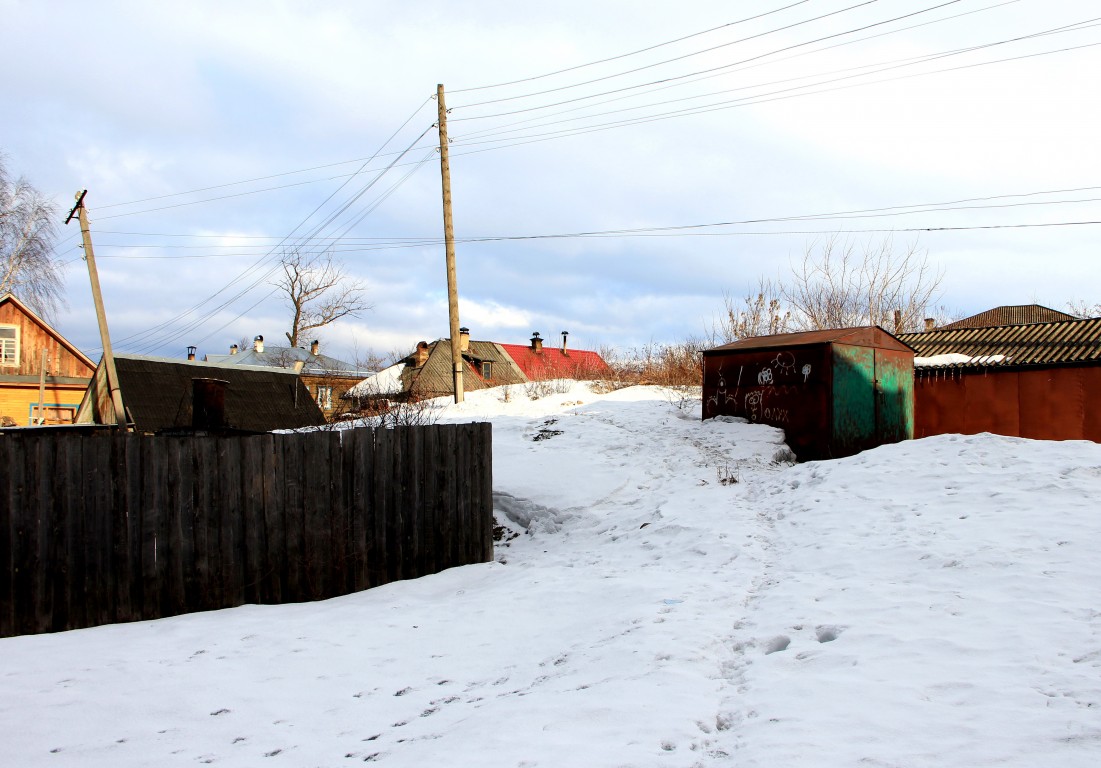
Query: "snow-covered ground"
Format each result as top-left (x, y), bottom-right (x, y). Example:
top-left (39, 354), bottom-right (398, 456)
top-left (3, 383), bottom-right (1099, 767)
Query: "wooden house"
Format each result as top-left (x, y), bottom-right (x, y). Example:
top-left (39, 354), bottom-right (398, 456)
top-left (360, 330), bottom-right (611, 402)
top-left (203, 336), bottom-right (371, 419)
top-left (0, 293), bottom-right (96, 426)
top-left (399, 332), bottom-right (528, 400)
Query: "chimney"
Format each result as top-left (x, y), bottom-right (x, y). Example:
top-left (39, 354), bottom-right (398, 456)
top-left (413, 341), bottom-right (430, 367)
top-left (310, 339), bottom-right (319, 356)
top-left (560, 330), bottom-right (569, 355)
top-left (254, 335), bottom-right (264, 353)
top-left (459, 327), bottom-right (470, 353)
top-left (924, 318), bottom-right (936, 331)
top-left (230, 344), bottom-right (239, 355)
top-left (530, 331), bottom-right (543, 353)
top-left (186, 345), bottom-right (197, 361)
top-left (293, 360), bottom-right (305, 373)
top-left (192, 378), bottom-right (228, 431)
top-left (893, 309), bottom-right (902, 333)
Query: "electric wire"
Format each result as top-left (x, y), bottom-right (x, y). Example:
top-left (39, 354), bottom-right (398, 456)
top-left (451, 0), bottom-right (960, 113)
top-left (87, 184), bottom-right (1101, 257)
top-left (453, 1), bottom-right (1031, 140)
top-left (449, 1), bottom-right (813, 93)
top-left (150, 134), bottom-right (436, 353)
top-left (96, 96), bottom-right (436, 211)
top-left (441, 34), bottom-right (1101, 154)
top-left (454, 0), bottom-right (887, 109)
top-left (116, 111), bottom-right (436, 354)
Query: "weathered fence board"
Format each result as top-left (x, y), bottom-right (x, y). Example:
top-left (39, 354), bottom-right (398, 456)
top-left (1, 424), bottom-right (492, 637)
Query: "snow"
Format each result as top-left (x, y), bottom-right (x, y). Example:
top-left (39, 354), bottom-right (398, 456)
top-left (3, 382), bottom-right (1100, 767)
top-left (346, 362), bottom-right (405, 397)
top-left (915, 353), bottom-right (1007, 367)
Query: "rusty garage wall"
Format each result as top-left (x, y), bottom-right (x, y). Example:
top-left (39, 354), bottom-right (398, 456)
top-left (914, 364), bottom-right (1101, 441)
top-left (703, 327), bottom-right (915, 461)
top-left (703, 343), bottom-right (832, 453)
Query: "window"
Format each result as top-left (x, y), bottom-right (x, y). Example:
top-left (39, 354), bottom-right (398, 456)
top-left (481, 361), bottom-right (493, 379)
top-left (0, 325), bottom-right (17, 366)
top-left (315, 385), bottom-right (333, 410)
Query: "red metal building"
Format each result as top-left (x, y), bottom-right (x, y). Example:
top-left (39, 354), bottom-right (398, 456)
top-left (899, 316), bottom-right (1101, 442)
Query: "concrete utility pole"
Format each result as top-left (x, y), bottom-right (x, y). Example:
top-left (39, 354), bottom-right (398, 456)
top-left (437, 83), bottom-right (464, 403)
top-left (66, 190), bottom-right (128, 427)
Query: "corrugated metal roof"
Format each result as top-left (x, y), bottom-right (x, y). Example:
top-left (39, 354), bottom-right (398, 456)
top-left (705, 326), bottom-right (914, 353)
top-left (937, 304), bottom-right (1077, 330)
top-left (898, 317), bottom-right (1101, 368)
top-left (498, 344), bottom-right (610, 380)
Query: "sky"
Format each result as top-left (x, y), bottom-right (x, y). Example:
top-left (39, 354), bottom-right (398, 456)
top-left (5, 0), bottom-right (1101, 365)
top-left (3, 383), bottom-right (1100, 766)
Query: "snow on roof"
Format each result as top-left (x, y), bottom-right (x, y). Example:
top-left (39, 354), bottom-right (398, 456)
top-left (915, 353), bottom-right (1007, 367)
top-left (347, 361), bottom-right (405, 397)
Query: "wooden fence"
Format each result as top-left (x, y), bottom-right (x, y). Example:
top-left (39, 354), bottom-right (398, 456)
top-left (0, 424), bottom-right (493, 638)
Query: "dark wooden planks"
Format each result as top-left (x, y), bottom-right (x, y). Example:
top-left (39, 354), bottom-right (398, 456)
top-left (0, 423), bottom-right (493, 638)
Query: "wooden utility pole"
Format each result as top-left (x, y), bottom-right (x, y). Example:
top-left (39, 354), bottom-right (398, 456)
top-left (66, 190), bottom-right (128, 427)
top-left (437, 83), bottom-right (464, 403)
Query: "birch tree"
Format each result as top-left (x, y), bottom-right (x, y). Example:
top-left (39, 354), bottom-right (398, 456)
top-left (0, 155), bottom-right (64, 319)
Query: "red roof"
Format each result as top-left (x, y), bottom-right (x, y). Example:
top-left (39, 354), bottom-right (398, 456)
top-left (498, 343), bottom-right (610, 380)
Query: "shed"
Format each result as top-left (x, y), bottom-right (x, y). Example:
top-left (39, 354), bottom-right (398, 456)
top-left (702, 326), bottom-right (915, 460)
top-left (75, 353), bottom-right (326, 433)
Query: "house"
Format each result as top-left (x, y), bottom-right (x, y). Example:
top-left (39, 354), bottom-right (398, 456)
top-left (203, 336), bottom-right (370, 419)
top-left (932, 304), bottom-right (1078, 330)
top-left (356, 330), bottom-right (611, 402)
top-left (898, 314), bottom-right (1101, 442)
top-left (394, 330), bottom-right (528, 400)
top-left (702, 326), bottom-right (915, 461)
top-left (0, 293), bottom-right (96, 426)
top-left (499, 331), bottom-right (611, 381)
top-left (75, 353), bottom-right (325, 433)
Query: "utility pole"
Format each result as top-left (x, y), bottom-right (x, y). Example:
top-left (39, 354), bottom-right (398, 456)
top-left (437, 83), bottom-right (464, 403)
top-left (66, 190), bottom-right (128, 427)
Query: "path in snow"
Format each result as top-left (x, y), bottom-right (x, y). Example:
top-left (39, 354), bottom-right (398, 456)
top-left (2, 385), bottom-right (1099, 767)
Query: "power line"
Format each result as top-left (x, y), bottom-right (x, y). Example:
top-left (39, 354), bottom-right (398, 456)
top-left (440, 33), bottom-right (1101, 155)
top-left (87, 182), bottom-right (1101, 247)
top-left (116, 112), bottom-right (436, 354)
top-left (450, 1), bottom-right (812, 93)
top-left (96, 96), bottom-right (435, 209)
top-left (453, 1), bottom-right (1029, 140)
top-left (452, 0), bottom-right (962, 114)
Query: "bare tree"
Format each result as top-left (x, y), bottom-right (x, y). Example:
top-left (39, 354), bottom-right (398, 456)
top-left (711, 278), bottom-right (792, 345)
top-left (274, 248), bottom-right (369, 347)
top-left (0, 154), bottom-right (65, 319)
top-left (1067, 300), bottom-right (1101, 319)
top-left (783, 236), bottom-right (942, 333)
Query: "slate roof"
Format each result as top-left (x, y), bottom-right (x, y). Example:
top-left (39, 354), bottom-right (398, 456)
top-left (898, 317), bottom-right (1101, 369)
top-left (404, 340), bottom-right (527, 398)
top-left (937, 304), bottom-right (1077, 330)
top-left (204, 344), bottom-right (368, 377)
top-left (76, 353), bottom-right (326, 433)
